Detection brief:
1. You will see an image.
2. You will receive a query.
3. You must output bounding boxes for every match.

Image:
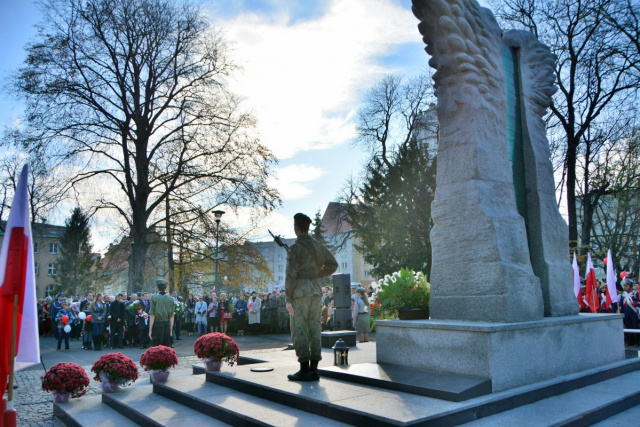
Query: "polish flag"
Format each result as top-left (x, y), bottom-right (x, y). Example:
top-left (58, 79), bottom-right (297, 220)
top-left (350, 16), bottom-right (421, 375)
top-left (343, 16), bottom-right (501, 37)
top-left (573, 253), bottom-right (587, 309)
top-left (584, 253), bottom-right (599, 312)
top-left (0, 165), bottom-right (40, 398)
top-left (605, 250), bottom-right (617, 309)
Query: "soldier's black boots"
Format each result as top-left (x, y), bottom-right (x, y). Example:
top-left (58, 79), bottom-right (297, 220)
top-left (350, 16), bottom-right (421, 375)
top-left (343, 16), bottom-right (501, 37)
top-left (309, 360), bottom-right (320, 381)
top-left (288, 361), bottom-right (317, 382)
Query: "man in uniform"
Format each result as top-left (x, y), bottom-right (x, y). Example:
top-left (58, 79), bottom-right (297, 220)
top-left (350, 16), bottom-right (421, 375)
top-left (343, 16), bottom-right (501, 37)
top-left (286, 213), bottom-right (338, 381)
top-left (149, 279), bottom-right (175, 347)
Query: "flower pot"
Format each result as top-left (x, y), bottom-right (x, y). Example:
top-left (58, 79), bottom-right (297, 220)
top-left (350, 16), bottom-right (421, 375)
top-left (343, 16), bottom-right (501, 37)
top-left (204, 359), bottom-right (222, 371)
top-left (398, 307), bottom-right (429, 320)
top-left (100, 381), bottom-right (119, 393)
top-left (52, 391), bottom-right (70, 403)
top-left (150, 370), bottom-right (170, 383)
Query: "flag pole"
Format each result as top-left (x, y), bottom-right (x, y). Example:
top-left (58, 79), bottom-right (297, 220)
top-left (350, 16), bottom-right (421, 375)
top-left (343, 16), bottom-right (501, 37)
top-left (4, 294), bottom-right (19, 427)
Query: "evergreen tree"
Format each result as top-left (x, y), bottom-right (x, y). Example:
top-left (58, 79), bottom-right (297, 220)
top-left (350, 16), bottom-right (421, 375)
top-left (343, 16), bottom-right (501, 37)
top-left (347, 137), bottom-right (436, 278)
top-left (312, 209), bottom-right (328, 245)
top-left (57, 208), bottom-right (94, 295)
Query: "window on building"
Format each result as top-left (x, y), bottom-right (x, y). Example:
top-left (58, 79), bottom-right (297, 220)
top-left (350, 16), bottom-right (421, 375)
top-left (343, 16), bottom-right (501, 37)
top-left (33, 242), bottom-right (39, 253)
top-left (48, 263), bottom-right (57, 276)
top-left (278, 265), bottom-right (283, 271)
top-left (49, 242), bottom-right (58, 254)
top-left (342, 252), bottom-right (347, 258)
top-left (342, 262), bottom-right (348, 269)
top-left (45, 284), bottom-right (56, 296)
top-left (278, 276), bottom-right (283, 281)
top-left (35, 263), bottom-right (39, 276)
top-left (278, 255), bottom-right (283, 261)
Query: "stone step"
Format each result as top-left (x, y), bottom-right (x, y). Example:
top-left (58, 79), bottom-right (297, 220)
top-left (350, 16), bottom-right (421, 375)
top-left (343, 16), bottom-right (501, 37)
top-left (459, 368), bottom-right (640, 426)
top-left (53, 394), bottom-right (140, 427)
top-left (319, 362), bottom-right (491, 402)
top-left (101, 383), bottom-right (230, 426)
top-left (203, 358), bottom-right (640, 426)
top-left (153, 375), bottom-right (349, 426)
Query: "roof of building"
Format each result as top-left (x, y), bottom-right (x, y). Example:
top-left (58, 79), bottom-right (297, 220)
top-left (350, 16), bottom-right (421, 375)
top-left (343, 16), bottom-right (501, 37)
top-left (321, 202), bottom-right (351, 235)
top-left (0, 221), bottom-right (65, 238)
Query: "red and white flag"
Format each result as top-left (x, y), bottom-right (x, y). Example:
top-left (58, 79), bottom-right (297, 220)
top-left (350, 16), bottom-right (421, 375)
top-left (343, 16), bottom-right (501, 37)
top-left (572, 253), bottom-right (587, 309)
top-left (584, 253), bottom-right (599, 312)
top-left (605, 250), bottom-right (617, 309)
top-left (0, 164), bottom-right (40, 397)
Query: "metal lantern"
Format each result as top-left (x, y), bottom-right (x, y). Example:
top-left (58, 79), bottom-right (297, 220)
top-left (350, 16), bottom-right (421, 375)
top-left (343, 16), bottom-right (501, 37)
top-left (332, 339), bottom-right (350, 366)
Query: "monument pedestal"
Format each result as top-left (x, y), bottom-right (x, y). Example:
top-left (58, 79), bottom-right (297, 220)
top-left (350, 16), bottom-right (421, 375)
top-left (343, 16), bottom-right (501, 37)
top-left (376, 314), bottom-right (624, 392)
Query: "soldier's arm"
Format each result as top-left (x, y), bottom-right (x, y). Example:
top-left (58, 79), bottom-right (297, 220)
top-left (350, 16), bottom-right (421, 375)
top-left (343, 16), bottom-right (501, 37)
top-left (318, 244), bottom-right (338, 278)
top-left (285, 244), bottom-right (301, 303)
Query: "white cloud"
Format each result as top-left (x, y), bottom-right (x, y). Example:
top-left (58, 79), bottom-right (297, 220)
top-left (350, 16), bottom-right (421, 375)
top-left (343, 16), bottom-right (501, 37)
top-left (268, 164), bottom-right (325, 200)
top-left (215, 0), bottom-right (419, 159)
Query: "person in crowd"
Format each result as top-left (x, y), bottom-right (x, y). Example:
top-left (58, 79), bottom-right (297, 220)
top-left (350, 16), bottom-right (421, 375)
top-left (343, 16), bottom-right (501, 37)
top-left (81, 301), bottom-right (93, 350)
top-left (109, 293), bottom-right (126, 349)
top-left (41, 296), bottom-right (53, 337)
top-left (174, 296), bottom-right (184, 340)
top-left (195, 295), bottom-right (208, 336)
top-left (261, 294), bottom-right (271, 333)
top-left (51, 293), bottom-right (65, 340)
top-left (185, 293), bottom-right (196, 336)
top-left (90, 293), bottom-right (107, 351)
top-left (219, 293), bottom-right (231, 335)
top-left (149, 280), bottom-right (175, 347)
top-left (620, 278), bottom-right (639, 346)
top-left (37, 299), bottom-right (44, 335)
top-left (138, 292), bottom-right (151, 349)
top-left (323, 289), bottom-right (334, 307)
top-left (277, 289), bottom-right (289, 334)
top-left (354, 287), bottom-right (371, 343)
top-left (247, 291), bottom-right (262, 334)
top-left (234, 294), bottom-right (247, 336)
top-left (268, 291), bottom-right (278, 333)
top-left (207, 295), bottom-right (220, 333)
top-left (55, 301), bottom-right (76, 351)
top-left (285, 213), bottom-right (338, 382)
top-left (125, 293), bottom-right (139, 347)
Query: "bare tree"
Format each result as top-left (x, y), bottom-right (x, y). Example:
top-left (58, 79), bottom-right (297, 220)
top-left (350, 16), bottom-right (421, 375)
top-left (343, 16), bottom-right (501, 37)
top-left (9, 0), bottom-right (279, 293)
top-left (492, 0), bottom-right (640, 254)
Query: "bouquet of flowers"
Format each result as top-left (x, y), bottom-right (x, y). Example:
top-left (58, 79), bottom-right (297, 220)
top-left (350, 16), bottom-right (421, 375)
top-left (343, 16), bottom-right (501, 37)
top-left (125, 300), bottom-right (141, 313)
top-left (140, 345), bottom-right (178, 372)
top-left (41, 362), bottom-right (90, 397)
top-left (91, 352), bottom-right (139, 385)
top-left (174, 300), bottom-right (185, 316)
top-left (194, 333), bottom-right (240, 366)
top-left (373, 268), bottom-right (431, 317)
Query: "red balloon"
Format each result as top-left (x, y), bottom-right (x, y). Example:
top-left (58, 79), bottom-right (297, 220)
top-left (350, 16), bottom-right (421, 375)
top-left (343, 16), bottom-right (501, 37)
top-left (86, 315), bottom-right (93, 322)
top-left (603, 258), bottom-right (608, 265)
top-left (61, 315), bottom-right (69, 324)
top-left (621, 271), bottom-right (629, 279)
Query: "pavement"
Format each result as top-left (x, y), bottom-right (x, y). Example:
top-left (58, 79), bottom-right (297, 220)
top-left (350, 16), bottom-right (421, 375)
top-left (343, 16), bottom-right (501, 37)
top-left (5, 331), bottom-right (342, 427)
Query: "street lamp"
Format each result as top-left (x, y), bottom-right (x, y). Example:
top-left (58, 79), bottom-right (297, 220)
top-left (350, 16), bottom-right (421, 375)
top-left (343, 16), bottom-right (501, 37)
top-left (213, 209), bottom-right (225, 295)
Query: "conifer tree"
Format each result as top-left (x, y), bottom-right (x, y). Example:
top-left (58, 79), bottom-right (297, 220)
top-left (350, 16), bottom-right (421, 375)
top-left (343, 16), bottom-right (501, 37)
top-left (57, 208), bottom-right (94, 295)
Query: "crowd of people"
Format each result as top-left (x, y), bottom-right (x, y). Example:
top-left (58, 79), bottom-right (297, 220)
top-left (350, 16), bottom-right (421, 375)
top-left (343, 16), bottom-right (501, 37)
top-left (35, 282), bottom-right (378, 351)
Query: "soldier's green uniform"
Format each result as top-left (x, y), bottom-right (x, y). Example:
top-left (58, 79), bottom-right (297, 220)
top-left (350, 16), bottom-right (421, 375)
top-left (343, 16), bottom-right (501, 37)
top-left (286, 234), bottom-right (338, 365)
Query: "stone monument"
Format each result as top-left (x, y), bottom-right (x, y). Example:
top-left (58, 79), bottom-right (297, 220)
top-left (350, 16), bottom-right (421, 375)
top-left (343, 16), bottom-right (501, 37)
top-left (376, 0), bottom-right (624, 391)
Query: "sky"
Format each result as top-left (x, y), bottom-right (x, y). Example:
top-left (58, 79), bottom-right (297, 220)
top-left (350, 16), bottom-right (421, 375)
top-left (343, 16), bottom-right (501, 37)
top-left (0, 0), bottom-right (488, 251)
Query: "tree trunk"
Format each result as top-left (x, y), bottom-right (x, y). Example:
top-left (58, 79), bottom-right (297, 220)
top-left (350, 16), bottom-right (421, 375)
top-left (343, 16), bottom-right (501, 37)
top-left (566, 138), bottom-right (579, 251)
top-left (165, 195), bottom-right (175, 290)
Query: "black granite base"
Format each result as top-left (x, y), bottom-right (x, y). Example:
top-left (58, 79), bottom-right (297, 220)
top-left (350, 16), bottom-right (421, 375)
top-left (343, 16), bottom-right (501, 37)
top-left (318, 362), bottom-right (492, 402)
top-left (321, 330), bottom-right (357, 348)
top-left (192, 356), bottom-right (266, 375)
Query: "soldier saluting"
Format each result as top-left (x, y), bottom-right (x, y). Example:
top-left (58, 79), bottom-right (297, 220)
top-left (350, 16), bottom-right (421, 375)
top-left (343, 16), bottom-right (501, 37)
top-left (283, 213), bottom-right (338, 381)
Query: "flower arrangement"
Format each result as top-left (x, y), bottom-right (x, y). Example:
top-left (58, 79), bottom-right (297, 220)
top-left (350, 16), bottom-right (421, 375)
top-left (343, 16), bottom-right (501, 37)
top-left (41, 362), bottom-right (90, 397)
top-left (91, 352), bottom-right (139, 385)
top-left (125, 300), bottom-right (141, 313)
top-left (194, 333), bottom-right (240, 366)
top-left (174, 300), bottom-right (185, 316)
top-left (140, 345), bottom-right (178, 372)
top-left (373, 267), bottom-right (430, 317)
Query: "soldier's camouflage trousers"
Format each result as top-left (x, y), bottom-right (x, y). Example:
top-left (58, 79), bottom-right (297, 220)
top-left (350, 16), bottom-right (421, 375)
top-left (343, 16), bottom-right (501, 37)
top-left (291, 295), bottom-right (322, 363)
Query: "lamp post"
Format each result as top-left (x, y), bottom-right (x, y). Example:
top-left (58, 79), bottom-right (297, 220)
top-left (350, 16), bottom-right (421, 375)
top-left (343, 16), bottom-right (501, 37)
top-left (213, 210), bottom-right (225, 296)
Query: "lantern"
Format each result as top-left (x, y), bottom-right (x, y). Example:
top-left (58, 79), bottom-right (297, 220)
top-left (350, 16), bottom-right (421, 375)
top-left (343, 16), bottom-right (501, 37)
top-left (332, 339), bottom-right (349, 366)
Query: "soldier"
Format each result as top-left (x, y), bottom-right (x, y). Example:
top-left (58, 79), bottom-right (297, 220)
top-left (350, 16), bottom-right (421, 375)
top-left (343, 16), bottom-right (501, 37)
top-left (285, 213), bottom-right (338, 382)
top-left (149, 279), bottom-right (175, 347)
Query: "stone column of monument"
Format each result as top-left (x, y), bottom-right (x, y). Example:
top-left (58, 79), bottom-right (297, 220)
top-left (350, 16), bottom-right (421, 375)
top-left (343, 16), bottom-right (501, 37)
top-left (412, 0), bottom-right (544, 323)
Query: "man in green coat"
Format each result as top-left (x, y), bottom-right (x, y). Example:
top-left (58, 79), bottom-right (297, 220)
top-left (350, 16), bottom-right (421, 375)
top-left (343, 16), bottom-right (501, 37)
top-left (286, 213), bottom-right (338, 381)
